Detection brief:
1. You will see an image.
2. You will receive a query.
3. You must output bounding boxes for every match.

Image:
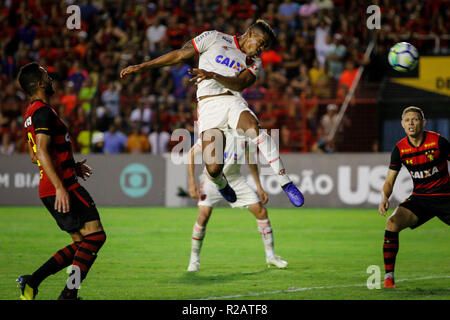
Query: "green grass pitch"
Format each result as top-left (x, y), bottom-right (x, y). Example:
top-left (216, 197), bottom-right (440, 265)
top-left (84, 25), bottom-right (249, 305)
top-left (0, 207), bottom-right (448, 300)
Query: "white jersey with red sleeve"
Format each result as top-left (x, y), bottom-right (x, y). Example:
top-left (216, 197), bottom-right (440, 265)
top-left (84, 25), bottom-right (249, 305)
top-left (191, 30), bottom-right (262, 99)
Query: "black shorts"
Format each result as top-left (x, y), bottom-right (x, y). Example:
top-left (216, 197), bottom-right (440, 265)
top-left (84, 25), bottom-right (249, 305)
top-left (41, 186), bottom-right (100, 233)
top-left (399, 194), bottom-right (450, 229)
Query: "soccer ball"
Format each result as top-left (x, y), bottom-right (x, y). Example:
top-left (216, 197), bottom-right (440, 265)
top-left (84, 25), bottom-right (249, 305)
top-left (388, 42), bottom-right (419, 72)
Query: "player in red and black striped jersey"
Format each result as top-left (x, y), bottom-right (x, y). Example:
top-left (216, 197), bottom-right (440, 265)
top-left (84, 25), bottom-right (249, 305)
top-left (16, 62), bottom-right (106, 300)
top-left (378, 106), bottom-right (449, 289)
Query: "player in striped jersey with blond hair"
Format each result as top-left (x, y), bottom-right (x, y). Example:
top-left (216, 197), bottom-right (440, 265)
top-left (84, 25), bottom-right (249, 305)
top-left (379, 106), bottom-right (450, 288)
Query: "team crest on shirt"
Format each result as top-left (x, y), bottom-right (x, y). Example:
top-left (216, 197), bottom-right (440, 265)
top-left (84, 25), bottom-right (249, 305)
top-left (425, 150), bottom-right (435, 161)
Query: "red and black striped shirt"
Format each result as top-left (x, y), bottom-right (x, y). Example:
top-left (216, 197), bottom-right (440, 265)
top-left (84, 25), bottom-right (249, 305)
top-left (23, 99), bottom-right (79, 198)
top-left (389, 131), bottom-right (450, 196)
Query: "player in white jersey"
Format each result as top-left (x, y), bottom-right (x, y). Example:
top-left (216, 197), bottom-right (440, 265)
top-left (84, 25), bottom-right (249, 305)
top-left (120, 19), bottom-right (304, 207)
top-left (186, 129), bottom-right (288, 271)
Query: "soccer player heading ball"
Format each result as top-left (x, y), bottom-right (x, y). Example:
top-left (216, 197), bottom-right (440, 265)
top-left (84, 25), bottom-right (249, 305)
top-left (17, 62), bottom-right (106, 300)
top-left (120, 19), bottom-right (304, 207)
top-left (379, 106), bottom-right (450, 288)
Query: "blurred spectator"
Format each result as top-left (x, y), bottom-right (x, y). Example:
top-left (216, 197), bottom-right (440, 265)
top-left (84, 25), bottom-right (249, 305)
top-left (261, 49), bottom-right (283, 69)
top-left (94, 18), bottom-right (128, 49)
top-left (129, 100), bottom-right (153, 135)
top-left (229, 0), bottom-right (255, 19)
top-left (165, 16), bottom-right (187, 49)
top-left (126, 124), bottom-right (150, 153)
top-left (70, 106), bottom-right (88, 143)
top-left (155, 66), bottom-right (174, 93)
top-left (74, 32), bottom-right (89, 60)
top-left (314, 0), bottom-right (334, 10)
top-left (148, 123), bottom-right (170, 155)
top-left (61, 82), bottom-right (78, 119)
top-left (91, 132), bottom-right (105, 153)
top-left (309, 59), bottom-right (324, 88)
top-left (279, 124), bottom-right (302, 153)
top-left (291, 63), bottom-right (310, 92)
top-left (314, 16), bottom-right (331, 68)
top-left (67, 60), bottom-right (88, 92)
top-left (278, 0), bottom-right (300, 27)
top-left (314, 64), bottom-right (333, 99)
top-left (103, 123), bottom-right (127, 154)
top-left (320, 103), bottom-right (339, 137)
top-left (78, 76), bottom-right (97, 114)
top-left (146, 17), bottom-right (168, 53)
top-left (0, 132), bottom-right (15, 155)
top-left (170, 63), bottom-right (190, 93)
top-left (337, 59), bottom-right (358, 97)
top-left (326, 33), bottom-right (347, 80)
top-left (101, 82), bottom-right (121, 118)
top-left (311, 126), bottom-right (335, 153)
top-left (77, 122), bottom-right (100, 154)
top-left (298, 0), bottom-right (319, 18)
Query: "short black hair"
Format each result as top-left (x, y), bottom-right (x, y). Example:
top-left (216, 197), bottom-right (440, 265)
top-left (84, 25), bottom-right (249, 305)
top-left (249, 19), bottom-right (277, 48)
top-left (18, 62), bottom-right (43, 96)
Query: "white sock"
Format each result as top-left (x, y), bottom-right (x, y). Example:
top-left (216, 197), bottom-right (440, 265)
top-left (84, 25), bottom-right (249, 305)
top-left (205, 171), bottom-right (228, 189)
top-left (384, 272), bottom-right (394, 280)
top-left (252, 131), bottom-right (291, 186)
top-left (257, 218), bottom-right (275, 259)
top-left (191, 223), bottom-right (206, 261)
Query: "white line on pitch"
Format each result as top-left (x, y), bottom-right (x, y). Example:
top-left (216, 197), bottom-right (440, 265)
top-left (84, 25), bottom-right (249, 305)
top-left (200, 275), bottom-right (450, 300)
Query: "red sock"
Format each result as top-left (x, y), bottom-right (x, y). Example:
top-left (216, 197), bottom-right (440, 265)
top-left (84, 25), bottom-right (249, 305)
top-left (383, 230), bottom-right (399, 276)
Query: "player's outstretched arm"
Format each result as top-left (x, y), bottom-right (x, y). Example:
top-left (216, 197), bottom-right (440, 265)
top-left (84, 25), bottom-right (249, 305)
top-left (35, 133), bottom-right (70, 213)
top-left (120, 41), bottom-right (197, 79)
top-left (189, 68), bottom-right (256, 91)
top-left (378, 169), bottom-right (399, 216)
top-left (187, 143), bottom-right (202, 199)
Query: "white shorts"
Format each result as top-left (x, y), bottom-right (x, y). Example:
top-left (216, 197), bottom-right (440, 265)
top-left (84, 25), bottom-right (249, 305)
top-left (197, 174), bottom-right (260, 208)
top-left (197, 95), bottom-right (259, 134)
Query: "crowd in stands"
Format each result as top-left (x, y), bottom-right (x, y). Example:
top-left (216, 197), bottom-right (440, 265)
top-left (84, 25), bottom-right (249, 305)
top-left (0, 0), bottom-right (448, 155)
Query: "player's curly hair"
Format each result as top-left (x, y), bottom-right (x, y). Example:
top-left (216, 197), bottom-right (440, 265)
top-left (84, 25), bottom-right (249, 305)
top-left (249, 19), bottom-right (277, 48)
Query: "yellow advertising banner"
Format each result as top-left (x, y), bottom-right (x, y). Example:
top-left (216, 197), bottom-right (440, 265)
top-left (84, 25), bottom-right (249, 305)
top-left (392, 56), bottom-right (450, 97)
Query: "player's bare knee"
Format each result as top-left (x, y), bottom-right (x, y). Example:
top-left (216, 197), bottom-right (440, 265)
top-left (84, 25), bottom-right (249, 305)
top-left (198, 213), bottom-right (210, 226)
top-left (206, 163), bottom-right (222, 178)
top-left (257, 206), bottom-right (268, 219)
top-left (250, 204), bottom-right (267, 220)
top-left (386, 215), bottom-right (400, 232)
